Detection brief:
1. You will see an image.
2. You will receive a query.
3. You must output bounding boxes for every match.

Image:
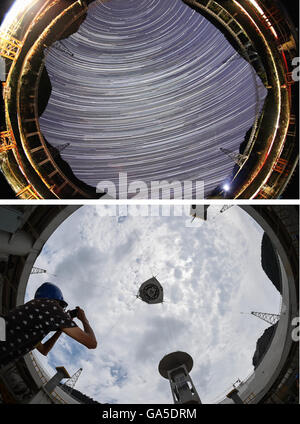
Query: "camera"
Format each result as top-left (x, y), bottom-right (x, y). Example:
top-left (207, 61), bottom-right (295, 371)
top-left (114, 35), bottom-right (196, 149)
top-left (68, 308), bottom-right (78, 319)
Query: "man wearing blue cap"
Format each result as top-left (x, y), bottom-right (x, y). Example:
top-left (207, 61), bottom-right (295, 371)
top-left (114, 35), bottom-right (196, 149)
top-left (0, 282), bottom-right (97, 368)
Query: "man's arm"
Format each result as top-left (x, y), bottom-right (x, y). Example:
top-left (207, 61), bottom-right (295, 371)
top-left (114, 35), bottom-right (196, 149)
top-left (35, 330), bottom-right (62, 356)
top-left (62, 307), bottom-right (97, 349)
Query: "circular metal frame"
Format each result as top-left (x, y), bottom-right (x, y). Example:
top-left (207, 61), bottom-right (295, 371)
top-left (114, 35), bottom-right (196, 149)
top-left (0, 205), bottom-right (298, 403)
top-left (0, 0), bottom-right (298, 199)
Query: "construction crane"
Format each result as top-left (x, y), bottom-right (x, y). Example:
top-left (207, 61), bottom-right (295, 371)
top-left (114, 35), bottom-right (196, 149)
top-left (241, 311), bottom-right (280, 325)
top-left (61, 368), bottom-right (83, 395)
top-left (220, 148), bottom-right (248, 168)
top-left (30, 267), bottom-right (57, 277)
top-left (51, 41), bottom-right (74, 57)
top-left (219, 205), bottom-right (234, 214)
top-left (30, 267), bottom-right (47, 275)
top-left (44, 41), bottom-right (74, 59)
top-left (49, 142), bottom-right (70, 159)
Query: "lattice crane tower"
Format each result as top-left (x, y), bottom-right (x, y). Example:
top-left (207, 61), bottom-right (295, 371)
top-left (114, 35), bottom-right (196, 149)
top-left (62, 368), bottom-right (83, 394)
top-left (251, 311), bottom-right (280, 325)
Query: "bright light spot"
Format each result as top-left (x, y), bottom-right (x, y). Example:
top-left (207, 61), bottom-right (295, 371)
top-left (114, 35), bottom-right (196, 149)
top-left (223, 184), bottom-right (230, 192)
top-left (0, 0), bottom-right (34, 32)
top-left (246, 0), bottom-right (278, 39)
top-left (247, 0), bottom-right (265, 16)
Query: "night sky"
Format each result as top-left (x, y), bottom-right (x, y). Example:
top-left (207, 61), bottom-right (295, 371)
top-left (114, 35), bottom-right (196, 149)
top-left (40, 0), bottom-right (267, 197)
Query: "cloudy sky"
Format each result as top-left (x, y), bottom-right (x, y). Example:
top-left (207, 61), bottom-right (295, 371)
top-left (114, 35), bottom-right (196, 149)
top-left (26, 205), bottom-right (281, 404)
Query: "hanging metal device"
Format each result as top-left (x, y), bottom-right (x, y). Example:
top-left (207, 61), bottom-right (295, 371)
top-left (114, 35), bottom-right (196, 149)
top-left (137, 277), bottom-right (164, 304)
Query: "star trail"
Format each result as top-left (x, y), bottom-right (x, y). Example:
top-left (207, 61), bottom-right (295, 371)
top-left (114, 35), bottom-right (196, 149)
top-left (39, 0), bottom-right (267, 197)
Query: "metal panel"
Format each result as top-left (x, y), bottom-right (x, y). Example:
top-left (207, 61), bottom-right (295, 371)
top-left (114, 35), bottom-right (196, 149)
top-left (0, 207), bottom-right (24, 233)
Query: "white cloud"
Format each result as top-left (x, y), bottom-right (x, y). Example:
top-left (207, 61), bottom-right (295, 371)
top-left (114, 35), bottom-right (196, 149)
top-left (26, 205), bottom-right (281, 404)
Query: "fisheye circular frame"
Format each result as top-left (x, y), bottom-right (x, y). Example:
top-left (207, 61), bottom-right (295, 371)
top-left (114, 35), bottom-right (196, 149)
top-left (0, 0), bottom-right (298, 199)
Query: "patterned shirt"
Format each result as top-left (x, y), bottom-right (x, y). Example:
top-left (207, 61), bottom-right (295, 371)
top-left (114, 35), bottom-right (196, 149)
top-left (0, 298), bottom-right (77, 368)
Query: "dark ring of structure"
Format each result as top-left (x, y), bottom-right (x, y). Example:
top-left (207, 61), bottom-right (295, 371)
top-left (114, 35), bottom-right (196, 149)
top-left (141, 283), bottom-right (160, 301)
top-left (0, 0), bottom-right (298, 198)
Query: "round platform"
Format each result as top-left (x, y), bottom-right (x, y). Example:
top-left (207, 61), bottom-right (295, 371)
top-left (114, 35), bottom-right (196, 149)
top-left (158, 351), bottom-right (193, 379)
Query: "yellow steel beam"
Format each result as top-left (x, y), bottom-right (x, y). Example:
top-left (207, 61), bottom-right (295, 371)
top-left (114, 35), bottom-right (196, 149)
top-left (16, 184), bottom-right (40, 199)
top-left (0, 130), bottom-right (16, 153)
top-left (0, 32), bottom-right (22, 60)
top-left (273, 158), bottom-right (289, 176)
